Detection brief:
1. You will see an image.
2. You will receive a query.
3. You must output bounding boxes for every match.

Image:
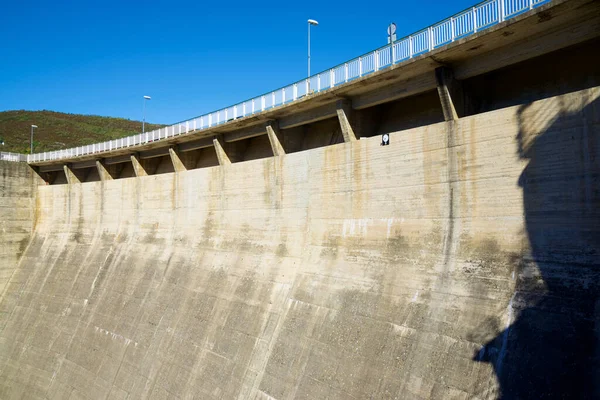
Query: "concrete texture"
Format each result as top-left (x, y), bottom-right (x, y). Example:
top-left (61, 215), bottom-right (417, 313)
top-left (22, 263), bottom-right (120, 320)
top-left (0, 161), bottom-right (43, 297)
top-left (0, 86), bottom-right (599, 399)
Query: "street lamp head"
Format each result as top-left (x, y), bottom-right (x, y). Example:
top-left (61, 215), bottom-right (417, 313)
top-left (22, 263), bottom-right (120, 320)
top-left (308, 19), bottom-right (319, 25)
top-left (31, 125), bottom-right (38, 128)
top-left (143, 96), bottom-right (151, 100)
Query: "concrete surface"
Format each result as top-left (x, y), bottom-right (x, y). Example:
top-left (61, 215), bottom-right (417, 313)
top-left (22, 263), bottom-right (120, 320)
top-left (0, 161), bottom-right (43, 297)
top-left (0, 85), bottom-right (598, 399)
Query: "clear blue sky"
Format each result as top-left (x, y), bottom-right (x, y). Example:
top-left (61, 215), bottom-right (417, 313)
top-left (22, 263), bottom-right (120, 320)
top-left (0, 0), bottom-right (476, 125)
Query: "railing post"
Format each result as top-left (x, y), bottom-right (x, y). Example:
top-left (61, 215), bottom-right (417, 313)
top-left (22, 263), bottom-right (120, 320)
top-left (209, 114), bottom-right (212, 127)
top-left (293, 83), bottom-right (298, 100)
top-left (271, 92), bottom-right (275, 107)
top-left (359, 56), bottom-right (362, 76)
top-left (252, 99), bottom-right (255, 114)
top-left (233, 105), bottom-right (237, 119)
top-left (473, 7), bottom-right (477, 32)
top-left (317, 74), bottom-right (321, 91)
top-left (306, 78), bottom-right (310, 94)
top-left (242, 103), bottom-right (246, 117)
top-left (374, 50), bottom-right (379, 71)
top-left (428, 26), bottom-right (433, 50)
top-left (193, 119), bottom-right (197, 130)
top-left (451, 17), bottom-right (455, 41)
top-left (345, 63), bottom-right (348, 82)
top-left (409, 36), bottom-right (413, 58)
top-left (262, 95), bottom-right (265, 111)
top-left (282, 87), bottom-right (286, 103)
top-left (530, 0), bottom-right (533, 9)
top-left (391, 42), bottom-right (396, 64)
top-left (225, 109), bottom-right (228, 121)
top-left (331, 69), bottom-right (335, 87)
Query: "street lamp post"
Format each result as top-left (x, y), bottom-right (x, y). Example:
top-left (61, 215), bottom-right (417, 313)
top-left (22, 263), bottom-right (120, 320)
top-left (308, 19), bottom-right (319, 82)
top-left (142, 95), bottom-right (151, 133)
top-left (30, 125), bottom-right (37, 154)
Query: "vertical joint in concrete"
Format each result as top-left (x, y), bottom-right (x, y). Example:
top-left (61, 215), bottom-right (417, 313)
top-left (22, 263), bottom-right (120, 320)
top-left (130, 153), bottom-right (148, 177)
top-left (96, 160), bottom-right (113, 181)
top-left (265, 120), bottom-right (285, 156)
top-left (213, 135), bottom-right (231, 165)
top-left (169, 146), bottom-right (187, 172)
top-left (435, 66), bottom-right (462, 121)
top-left (63, 164), bottom-right (80, 185)
top-left (336, 99), bottom-right (357, 142)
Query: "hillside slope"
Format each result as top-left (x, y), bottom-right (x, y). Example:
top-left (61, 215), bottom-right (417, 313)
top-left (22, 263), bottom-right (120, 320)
top-left (0, 110), bottom-right (165, 154)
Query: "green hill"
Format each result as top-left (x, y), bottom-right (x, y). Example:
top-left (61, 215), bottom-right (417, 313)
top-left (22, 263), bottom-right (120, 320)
top-left (0, 110), bottom-right (166, 154)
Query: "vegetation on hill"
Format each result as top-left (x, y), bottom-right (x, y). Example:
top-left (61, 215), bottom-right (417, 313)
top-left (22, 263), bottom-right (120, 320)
top-left (0, 110), bottom-right (166, 154)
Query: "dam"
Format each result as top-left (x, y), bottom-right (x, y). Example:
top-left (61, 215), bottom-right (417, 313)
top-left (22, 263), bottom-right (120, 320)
top-left (1, 0), bottom-right (599, 398)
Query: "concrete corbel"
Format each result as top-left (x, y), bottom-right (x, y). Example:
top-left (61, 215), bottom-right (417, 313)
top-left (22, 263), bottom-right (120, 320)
top-left (213, 135), bottom-right (231, 165)
top-left (435, 66), bottom-right (462, 121)
top-left (168, 146), bottom-right (187, 172)
top-left (63, 164), bottom-right (80, 185)
top-left (265, 120), bottom-right (285, 156)
top-left (96, 160), bottom-right (113, 181)
top-left (336, 99), bottom-right (357, 142)
top-left (130, 153), bottom-right (148, 177)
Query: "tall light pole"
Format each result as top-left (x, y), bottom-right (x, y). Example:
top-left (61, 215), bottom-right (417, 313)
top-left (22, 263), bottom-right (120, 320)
top-left (30, 125), bottom-right (37, 154)
top-left (308, 19), bottom-right (319, 80)
top-left (142, 95), bottom-right (151, 133)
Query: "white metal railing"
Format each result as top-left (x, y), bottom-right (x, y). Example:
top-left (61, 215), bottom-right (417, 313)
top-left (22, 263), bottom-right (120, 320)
top-left (19, 0), bottom-right (549, 164)
top-left (0, 152), bottom-right (27, 162)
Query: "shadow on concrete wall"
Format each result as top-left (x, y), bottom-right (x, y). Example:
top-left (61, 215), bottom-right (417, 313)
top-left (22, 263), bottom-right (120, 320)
top-left (475, 94), bottom-right (600, 399)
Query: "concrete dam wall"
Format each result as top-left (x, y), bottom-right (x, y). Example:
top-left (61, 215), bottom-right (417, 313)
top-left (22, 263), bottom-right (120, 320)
top-left (1, 86), bottom-right (599, 399)
top-left (0, 162), bottom-right (43, 296)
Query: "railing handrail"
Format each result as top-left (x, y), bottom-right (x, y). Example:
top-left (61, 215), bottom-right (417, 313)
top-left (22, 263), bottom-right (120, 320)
top-left (18, 0), bottom-right (548, 164)
top-left (0, 151), bottom-right (28, 162)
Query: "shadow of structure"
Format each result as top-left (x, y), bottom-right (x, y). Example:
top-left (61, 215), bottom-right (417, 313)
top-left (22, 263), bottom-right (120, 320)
top-left (475, 91), bottom-right (600, 399)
